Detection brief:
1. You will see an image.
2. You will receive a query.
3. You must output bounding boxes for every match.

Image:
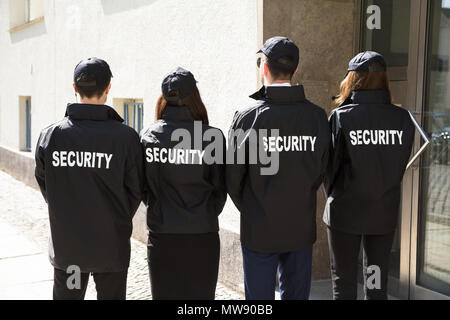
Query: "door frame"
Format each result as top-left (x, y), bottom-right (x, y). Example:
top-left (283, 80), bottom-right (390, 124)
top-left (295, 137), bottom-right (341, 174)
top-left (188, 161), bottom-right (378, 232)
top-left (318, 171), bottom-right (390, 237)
top-left (396, 0), bottom-right (425, 300)
top-left (408, 0), bottom-right (450, 300)
top-left (403, 0), bottom-right (427, 300)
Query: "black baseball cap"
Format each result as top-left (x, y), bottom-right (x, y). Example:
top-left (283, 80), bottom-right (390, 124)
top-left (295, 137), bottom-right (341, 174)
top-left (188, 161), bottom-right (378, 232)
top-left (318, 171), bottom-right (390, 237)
top-left (162, 67), bottom-right (198, 102)
top-left (73, 57), bottom-right (113, 87)
top-left (348, 51), bottom-right (387, 72)
top-left (257, 36), bottom-right (299, 69)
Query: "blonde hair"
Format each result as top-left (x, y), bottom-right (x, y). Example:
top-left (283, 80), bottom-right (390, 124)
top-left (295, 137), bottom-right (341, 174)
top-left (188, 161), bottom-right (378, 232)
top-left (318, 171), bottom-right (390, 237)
top-left (335, 62), bottom-right (391, 106)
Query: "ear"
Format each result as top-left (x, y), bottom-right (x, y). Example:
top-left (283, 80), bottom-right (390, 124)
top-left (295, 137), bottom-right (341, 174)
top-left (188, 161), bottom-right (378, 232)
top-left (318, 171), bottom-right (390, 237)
top-left (72, 83), bottom-right (78, 93)
top-left (105, 82), bottom-right (111, 95)
top-left (294, 67), bottom-right (299, 75)
top-left (263, 62), bottom-right (270, 76)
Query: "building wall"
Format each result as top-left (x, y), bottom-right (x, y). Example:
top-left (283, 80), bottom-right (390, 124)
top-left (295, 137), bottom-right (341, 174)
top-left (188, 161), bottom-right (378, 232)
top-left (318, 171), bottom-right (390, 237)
top-left (0, 0), bottom-right (259, 150)
top-left (0, 0), bottom-right (259, 230)
top-left (263, 0), bottom-right (358, 279)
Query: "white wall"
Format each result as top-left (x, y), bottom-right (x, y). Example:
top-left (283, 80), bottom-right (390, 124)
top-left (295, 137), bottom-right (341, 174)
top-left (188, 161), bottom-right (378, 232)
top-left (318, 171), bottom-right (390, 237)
top-left (0, 0), bottom-right (259, 231)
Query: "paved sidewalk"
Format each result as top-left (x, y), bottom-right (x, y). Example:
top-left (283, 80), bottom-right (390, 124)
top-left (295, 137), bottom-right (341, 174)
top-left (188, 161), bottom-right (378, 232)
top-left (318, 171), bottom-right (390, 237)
top-left (0, 220), bottom-right (53, 299)
top-left (0, 170), bottom-right (243, 300)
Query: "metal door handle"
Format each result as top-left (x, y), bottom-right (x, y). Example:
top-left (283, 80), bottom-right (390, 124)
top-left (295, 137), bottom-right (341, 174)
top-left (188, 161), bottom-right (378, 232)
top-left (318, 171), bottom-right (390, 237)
top-left (406, 111), bottom-right (431, 170)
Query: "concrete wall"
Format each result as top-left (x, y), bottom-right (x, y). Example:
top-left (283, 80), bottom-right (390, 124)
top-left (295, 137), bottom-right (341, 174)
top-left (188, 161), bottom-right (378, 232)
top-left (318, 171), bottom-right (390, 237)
top-left (262, 0), bottom-right (358, 279)
top-left (0, 145), bottom-right (38, 188)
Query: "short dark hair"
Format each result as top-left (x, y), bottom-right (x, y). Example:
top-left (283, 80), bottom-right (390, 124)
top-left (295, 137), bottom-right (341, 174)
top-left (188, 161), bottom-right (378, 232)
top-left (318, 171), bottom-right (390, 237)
top-left (266, 56), bottom-right (298, 80)
top-left (75, 74), bottom-right (111, 99)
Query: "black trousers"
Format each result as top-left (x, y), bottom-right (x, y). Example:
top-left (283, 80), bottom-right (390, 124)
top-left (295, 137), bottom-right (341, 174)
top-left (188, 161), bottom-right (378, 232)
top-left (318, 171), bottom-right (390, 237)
top-left (148, 232), bottom-right (220, 300)
top-left (53, 268), bottom-right (128, 300)
top-left (327, 227), bottom-right (395, 300)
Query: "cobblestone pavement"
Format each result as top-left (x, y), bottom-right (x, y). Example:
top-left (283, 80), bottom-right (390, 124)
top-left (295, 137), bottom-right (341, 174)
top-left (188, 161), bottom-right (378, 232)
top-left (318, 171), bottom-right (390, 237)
top-left (0, 170), bottom-right (243, 300)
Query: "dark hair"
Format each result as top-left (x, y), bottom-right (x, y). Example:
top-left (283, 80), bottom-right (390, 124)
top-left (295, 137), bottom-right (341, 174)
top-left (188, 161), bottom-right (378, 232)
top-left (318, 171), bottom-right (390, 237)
top-left (155, 86), bottom-right (209, 125)
top-left (75, 74), bottom-right (111, 99)
top-left (266, 56), bottom-right (297, 80)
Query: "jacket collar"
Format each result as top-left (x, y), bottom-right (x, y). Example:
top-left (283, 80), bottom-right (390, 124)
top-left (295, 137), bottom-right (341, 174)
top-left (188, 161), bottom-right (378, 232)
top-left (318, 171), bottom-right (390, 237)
top-left (161, 105), bottom-right (195, 122)
top-left (65, 103), bottom-right (124, 122)
top-left (350, 90), bottom-right (391, 105)
top-left (249, 85), bottom-right (307, 104)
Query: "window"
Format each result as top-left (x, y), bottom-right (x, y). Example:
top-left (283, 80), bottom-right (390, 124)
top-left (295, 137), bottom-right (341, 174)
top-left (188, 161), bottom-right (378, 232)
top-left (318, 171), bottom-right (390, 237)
top-left (417, 0), bottom-right (450, 297)
top-left (25, 0), bottom-right (30, 23)
top-left (360, 0), bottom-right (411, 68)
top-left (113, 99), bottom-right (144, 133)
top-left (123, 102), bottom-right (144, 133)
top-left (19, 96), bottom-right (31, 152)
top-left (25, 98), bottom-right (31, 151)
top-left (9, 0), bottom-right (44, 30)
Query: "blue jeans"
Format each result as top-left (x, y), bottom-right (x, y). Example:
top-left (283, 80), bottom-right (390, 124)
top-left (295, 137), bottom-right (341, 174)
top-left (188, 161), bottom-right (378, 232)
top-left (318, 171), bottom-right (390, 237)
top-left (242, 245), bottom-right (313, 300)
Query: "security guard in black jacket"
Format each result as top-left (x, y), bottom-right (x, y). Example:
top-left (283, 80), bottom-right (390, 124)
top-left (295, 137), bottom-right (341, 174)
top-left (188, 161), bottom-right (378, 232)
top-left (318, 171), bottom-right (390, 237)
top-left (141, 67), bottom-right (227, 300)
top-left (324, 51), bottom-right (415, 300)
top-left (227, 37), bottom-right (331, 300)
top-left (35, 58), bottom-right (144, 300)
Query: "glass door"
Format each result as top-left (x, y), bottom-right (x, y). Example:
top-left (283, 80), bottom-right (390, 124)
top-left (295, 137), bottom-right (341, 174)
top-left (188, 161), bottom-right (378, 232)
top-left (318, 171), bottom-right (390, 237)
top-left (361, 0), bottom-right (411, 96)
top-left (410, 0), bottom-right (450, 299)
top-left (359, 0), bottom-right (420, 299)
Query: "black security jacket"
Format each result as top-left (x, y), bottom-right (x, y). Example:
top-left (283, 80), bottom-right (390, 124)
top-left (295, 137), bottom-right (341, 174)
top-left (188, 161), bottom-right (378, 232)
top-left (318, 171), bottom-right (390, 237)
top-left (35, 104), bottom-right (144, 273)
top-left (227, 85), bottom-right (331, 253)
top-left (140, 105), bottom-right (227, 235)
top-left (323, 90), bottom-right (415, 234)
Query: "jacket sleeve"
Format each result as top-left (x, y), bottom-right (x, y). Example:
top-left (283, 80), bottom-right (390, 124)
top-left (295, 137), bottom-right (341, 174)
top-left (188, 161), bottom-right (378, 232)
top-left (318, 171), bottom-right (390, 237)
top-left (226, 111), bottom-right (249, 212)
top-left (141, 145), bottom-right (154, 208)
top-left (210, 131), bottom-right (227, 215)
top-left (324, 111), bottom-right (344, 195)
top-left (124, 132), bottom-right (144, 218)
top-left (34, 131), bottom-right (48, 203)
top-left (320, 111), bottom-right (332, 186)
top-left (140, 132), bottom-right (158, 208)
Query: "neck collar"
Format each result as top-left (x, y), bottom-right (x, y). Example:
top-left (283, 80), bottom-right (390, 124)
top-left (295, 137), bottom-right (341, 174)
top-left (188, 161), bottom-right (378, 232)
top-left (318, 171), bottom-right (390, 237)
top-left (350, 90), bottom-right (391, 104)
top-left (65, 103), bottom-right (123, 122)
top-left (250, 85), bottom-right (306, 103)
